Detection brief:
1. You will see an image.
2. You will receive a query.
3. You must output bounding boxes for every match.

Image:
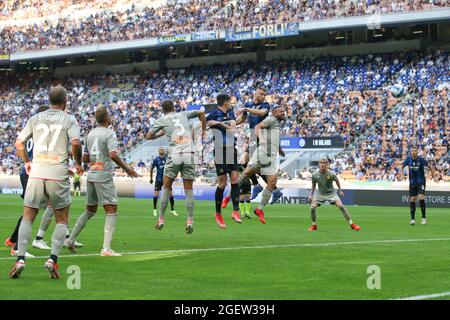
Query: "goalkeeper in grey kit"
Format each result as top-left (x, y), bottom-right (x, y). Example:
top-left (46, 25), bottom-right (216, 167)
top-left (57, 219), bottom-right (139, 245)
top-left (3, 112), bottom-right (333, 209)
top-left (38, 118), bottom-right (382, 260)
top-left (308, 158), bottom-right (361, 231)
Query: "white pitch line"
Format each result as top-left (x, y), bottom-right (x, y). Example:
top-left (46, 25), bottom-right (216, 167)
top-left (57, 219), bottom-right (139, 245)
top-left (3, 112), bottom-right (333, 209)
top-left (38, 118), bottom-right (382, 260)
top-left (2, 237), bottom-right (450, 261)
top-left (393, 291), bottom-right (450, 300)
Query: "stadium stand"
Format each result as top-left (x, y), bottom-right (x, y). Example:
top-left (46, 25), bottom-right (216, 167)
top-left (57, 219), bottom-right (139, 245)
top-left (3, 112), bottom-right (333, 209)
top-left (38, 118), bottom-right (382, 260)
top-left (1, 50), bottom-right (448, 180)
top-left (1, 0), bottom-right (449, 54)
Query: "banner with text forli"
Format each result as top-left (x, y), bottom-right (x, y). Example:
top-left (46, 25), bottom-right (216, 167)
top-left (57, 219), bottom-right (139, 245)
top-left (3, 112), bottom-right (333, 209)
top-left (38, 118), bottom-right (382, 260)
top-left (225, 22), bottom-right (299, 41)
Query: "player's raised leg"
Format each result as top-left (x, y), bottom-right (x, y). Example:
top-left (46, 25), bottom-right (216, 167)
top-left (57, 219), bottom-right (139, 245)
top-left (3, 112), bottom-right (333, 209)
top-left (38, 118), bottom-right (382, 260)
top-left (254, 174), bottom-right (277, 224)
top-left (239, 161), bottom-right (266, 223)
top-left (255, 174), bottom-right (283, 205)
top-left (269, 176), bottom-right (284, 205)
top-left (249, 174), bottom-right (263, 200)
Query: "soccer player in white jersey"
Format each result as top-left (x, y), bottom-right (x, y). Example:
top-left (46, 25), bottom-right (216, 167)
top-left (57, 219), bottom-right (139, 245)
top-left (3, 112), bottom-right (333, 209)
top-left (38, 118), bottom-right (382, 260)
top-left (238, 105), bottom-right (286, 224)
top-left (146, 100), bottom-right (206, 234)
top-left (308, 158), bottom-right (361, 231)
top-left (65, 106), bottom-right (138, 256)
top-left (10, 86), bottom-right (83, 279)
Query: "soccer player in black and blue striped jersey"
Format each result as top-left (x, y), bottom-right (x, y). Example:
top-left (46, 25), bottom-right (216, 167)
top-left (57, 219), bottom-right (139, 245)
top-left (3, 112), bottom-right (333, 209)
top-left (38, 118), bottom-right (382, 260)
top-left (207, 93), bottom-right (247, 228)
top-left (402, 146), bottom-right (436, 225)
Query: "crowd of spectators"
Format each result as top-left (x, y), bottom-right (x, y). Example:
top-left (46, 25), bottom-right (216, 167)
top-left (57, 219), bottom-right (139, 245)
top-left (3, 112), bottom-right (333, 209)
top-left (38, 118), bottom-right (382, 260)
top-left (1, 50), bottom-right (448, 180)
top-left (0, 0), bottom-right (131, 21)
top-left (1, 0), bottom-right (449, 54)
top-left (331, 87), bottom-right (449, 182)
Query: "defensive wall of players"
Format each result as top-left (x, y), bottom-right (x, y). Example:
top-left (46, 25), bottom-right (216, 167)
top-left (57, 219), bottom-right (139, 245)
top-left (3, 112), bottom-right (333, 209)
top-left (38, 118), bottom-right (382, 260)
top-left (1, 176), bottom-right (449, 208)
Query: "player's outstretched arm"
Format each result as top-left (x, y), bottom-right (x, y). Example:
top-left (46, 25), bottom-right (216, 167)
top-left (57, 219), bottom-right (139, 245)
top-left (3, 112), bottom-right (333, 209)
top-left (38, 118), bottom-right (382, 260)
top-left (255, 121), bottom-right (268, 141)
top-left (71, 139), bottom-right (83, 174)
top-left (109, 151), bottom-right (139, 178)
top-left (146, 130), bottom-right (165, 140)
top-left (15, 138), bottom-right (31, 174)
top-left (207, 120), bottom-right (235, 130)
top-left (243, 107), bottom-right (268, 117)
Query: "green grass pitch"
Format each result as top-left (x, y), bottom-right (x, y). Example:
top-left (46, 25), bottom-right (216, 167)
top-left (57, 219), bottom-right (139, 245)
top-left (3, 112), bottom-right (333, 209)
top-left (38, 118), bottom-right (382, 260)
top-left (1, 194), bottom-right (449, 300)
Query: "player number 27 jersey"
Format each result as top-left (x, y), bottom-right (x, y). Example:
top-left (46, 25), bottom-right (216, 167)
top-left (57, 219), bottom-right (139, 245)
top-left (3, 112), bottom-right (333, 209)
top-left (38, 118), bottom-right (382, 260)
top-left (17, 109), bottom-right (80, 181)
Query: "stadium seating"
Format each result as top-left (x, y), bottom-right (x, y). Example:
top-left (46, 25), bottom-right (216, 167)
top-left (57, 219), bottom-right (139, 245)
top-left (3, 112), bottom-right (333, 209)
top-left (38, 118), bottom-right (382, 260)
top-left (0, 51), bottom-right (448, 179)
top-left (1, 0), bottom-right (448, 54)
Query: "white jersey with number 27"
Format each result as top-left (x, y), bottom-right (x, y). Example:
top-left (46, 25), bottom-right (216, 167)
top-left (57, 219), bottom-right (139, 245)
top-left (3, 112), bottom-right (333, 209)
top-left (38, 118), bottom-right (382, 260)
top-left (17, 109), bottom-right (81, 181)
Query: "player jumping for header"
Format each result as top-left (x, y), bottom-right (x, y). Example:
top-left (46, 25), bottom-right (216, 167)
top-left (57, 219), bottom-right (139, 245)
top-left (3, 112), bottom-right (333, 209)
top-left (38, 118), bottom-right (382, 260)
top-left (222, 86), bottom-right (284, 207)
top-left (207, 93), bottom-right (247, 229)
top-left (146, 100), bottom-right (206, 234)
top-left (238, 105), bottom-right (286, 224)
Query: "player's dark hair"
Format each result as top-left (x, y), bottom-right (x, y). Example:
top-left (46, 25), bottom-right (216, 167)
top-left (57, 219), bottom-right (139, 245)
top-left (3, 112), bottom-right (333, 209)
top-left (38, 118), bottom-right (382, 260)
top-left (95, 106), bottom-right (109, 125)
top-left (217, 94), bottom-right (231, 107)
top-left (255, 81), bottom-right (267, 92)
top-left (161, 100), bottom-right (175, 113)
top-left (49, 86), bottom-right (67, 106)
top-left (37, 105), bottom-right (49, 113)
